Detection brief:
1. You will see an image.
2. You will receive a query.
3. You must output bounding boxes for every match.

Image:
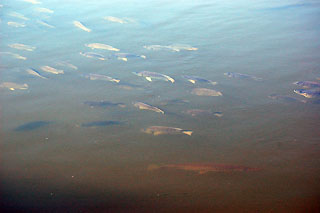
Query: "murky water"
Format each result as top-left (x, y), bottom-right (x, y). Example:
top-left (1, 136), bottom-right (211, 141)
top-left (1, 0), bottom-right (320, 212)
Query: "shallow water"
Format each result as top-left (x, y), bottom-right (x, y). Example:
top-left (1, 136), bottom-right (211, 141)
top-left (1, 0), bottom-right (320, 212)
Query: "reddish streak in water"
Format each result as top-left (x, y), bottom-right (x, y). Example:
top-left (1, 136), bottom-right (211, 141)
top-left (148, 163), bottom-right (261, 174)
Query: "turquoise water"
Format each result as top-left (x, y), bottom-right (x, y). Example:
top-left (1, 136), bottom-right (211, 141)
top-left (1, 0), bottom-right (320, 212)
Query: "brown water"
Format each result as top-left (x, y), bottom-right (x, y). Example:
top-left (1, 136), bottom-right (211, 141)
top-left (1, 0), bottom-right (320, 212)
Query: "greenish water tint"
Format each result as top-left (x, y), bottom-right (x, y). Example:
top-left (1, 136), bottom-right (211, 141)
top-left (1, 0), bottom-right (320, 212)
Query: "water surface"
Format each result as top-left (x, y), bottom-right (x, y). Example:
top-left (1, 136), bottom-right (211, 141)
top-left (1, 0), bottom-right (320, 212)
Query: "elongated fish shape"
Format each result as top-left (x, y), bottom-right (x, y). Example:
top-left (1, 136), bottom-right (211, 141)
top-left (0, 52), bottom-right (26, 60)
top-left (184, 109), bottom-right (223, 117)
top-left (15, 121), bottom-right (50, 131)
top-left (85, 73), bottom-right (120, 83)
top-left (81, 120), bottom-right (121, 127)
top-left (182, 75), bottom-right (217, 85)
top-left (35, 7), bottom-right (54, 13)
top-left (114, 52), bottom-right (146, 61)
top-left (0, 82), bottom-right (28, 90)
top-left (8, 43), bottom-right (35, 51)
top-left (37, 20), bottom-right (55, 28)
top-left (159, 99), bottom-right (190, 106)
top-left (191, 88), bottom-right (222, 96)
top-left (55, 61), bottom-right (78, 70)
top-left (84, 101), bottom-right (126, 108)
top-left (22, 0), bottom-right (41, 4)
top-left (293, 81), bottom-right (320, 88)
top-left (224, 72), bottom-right (262, 81)
top-left (133, 102), bottom-right (164, 114)
top-left (166, 44), bottom-right (198, 52)
top-left (85, 43), bottom-right (119, 51)
top-left (143, 45), bottom-right (170, 51)
top-left (41, 66), bottom-right (64, 74)
top-left (294, 89), bottom-right (320, 98)
top-left (7, 21), bottom-right (26, 27)
top-left (147, 163), bottom-right (260, 174)
top-left (8, 12), bottom-right (29, 20)
top-left (132, 71), bottom-right (174, 83)
top-left (104, 16), bottom-right (129, 24)
top-left (142, 126), bottom-right (192, 136)
top-left (73, 21), bottom-right (91, 32)
top-left (143, 44), bottom-right (198, 52)
top-left (26, 68), bottom-right (47, 79)
top-left (80, 52), bottom-right (106, 60)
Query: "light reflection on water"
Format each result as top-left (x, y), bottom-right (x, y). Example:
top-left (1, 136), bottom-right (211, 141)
top-left (1, 0), bottom-right (320, 212)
